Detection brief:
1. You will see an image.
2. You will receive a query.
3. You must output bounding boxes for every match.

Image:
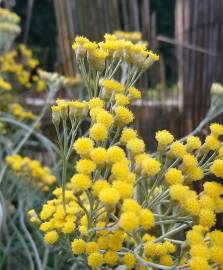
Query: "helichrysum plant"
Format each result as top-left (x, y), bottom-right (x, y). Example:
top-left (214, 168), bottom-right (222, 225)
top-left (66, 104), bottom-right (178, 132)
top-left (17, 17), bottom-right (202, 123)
top-left (30, 34), bottom-right (223, 270)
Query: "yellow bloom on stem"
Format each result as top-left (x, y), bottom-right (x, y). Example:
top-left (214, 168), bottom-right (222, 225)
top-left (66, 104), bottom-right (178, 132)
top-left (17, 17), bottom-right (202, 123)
top-left (114, 106), bottom-right (134, 126)
top-left (44, 230), bottom-right (59, 245)
top-left (128, 86), bottom-right (141, 100)
top-left (90, 123), bottom-right (108, 141)
top-left (104, 250), bottom-right (119, 266)
top-left (99, 187), bottom-right (120, 206)
top-left (186, 135), bottom-right (201, 151)
top-left (190, 244), bottom-right (209, 258)
top-left (93, 179), bottom-right (110, 197)
top-left (204, 134), bottom-right (220, 151)
top-left (71, 173), bottom-right (91, 191)
top-left (122, 199), bottom-right (141, 214)
top-left (127, 138), bottom-right (145, 155)
top-left (142, 158), bottom-right (161, 176)
top-left (75, 159), bottom-right (96, 175)
top-left (90, 147), bottom-right (107, 166)
top-left (96, 110), bottom-right (114, 128)
top-left (210, 245), bottom-right (223, 265)
top-left (88, 97), bottom-right (104, 109)
top-left (169, 141), bottom-right (186, 158)
top-left (189, 257), bottom-right (209, 270)
top-left (107, 146), bottom-right (126, 163)
top-left (119, 211), bottom-right (139, 232)
top-left (210, 159), bottom-right (223, 178)
top-left (199, 208), bottom-right (216, 228)
top-left (73, 137), bottom-right (94, 156)
top-left (155, 130), bottom-right (174, 146)
top-left (165, 168), bottom-right (184, 185)
top-left (102, 79), bottom-right (125, 94)
top-left (139, 209), bottom-right (155, 229)
top-left (115, 94), bottom-right (130, 106)
top-left (112, 181), bottom-right (134, 199)
top-left (160, 255), bottom-right (174, 266)
top-left (123, 252), bottom-right (136, 269)
top-left (210, 123), bottom-right (223, 137)
top-left (87, 252), bottom-right (103, 268)
top-left (203, 181), bottom-right (223, 197)
top-left (182, 154), bottom-right (198, 168)
top-left (71, 239), bottom-right (86, 255)
top-left (86, 242), bottom-right (99, 254)
top-left (121, 128), bottom-right (138, 144)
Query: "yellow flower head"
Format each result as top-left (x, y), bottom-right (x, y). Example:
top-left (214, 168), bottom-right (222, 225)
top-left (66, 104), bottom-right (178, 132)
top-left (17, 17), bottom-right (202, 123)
top-left (86, 242), bottom-right (99, 254)
top-left (90, 123), bottom-right (108, 141)
top-left (142, 158), bottom-right (161, 176)
top-left (102, 79), bottom-right (125, 94)
top-left (44, 230), bottom-right (59, 245)
top-left (165, 168), bottom-right (184, 185)
top-left (88, 97), bottom-right (104, 109)
top-left (71, 239), bottom-right (86, 255)
top-left (114, 106), bottom-right (134, 126)
top-left (189, 256), bottom-right (209, 270)
top-left (73, 137), bottom-right (94, 157)
top-left (155, 130), bottom-right (174, 146)
top-left (96, 110), bottom-right (114, 128)
top-left (203, 181), bottom-right (223, 197)
top-left (210, 159), bottom-right (223, 178)
top-left (186, 135), bottom-right (202, 152)
top-left (127, 138), bottom-right (145, 155)
top-left (99, 187), bottom-right (120, 206)
top-left (87, 252), bottom-right (103, 268)
top-left (107, 146), bottom-right (126, 163)
top-left (121, 128), bottom-right (138, 144)
top-left (75, 159), bottom-right (96, 175)
top-left (190, 244), bottom-right (209, 258)
top-left (112, 181), bottom-right (134, 199)
top-left (71, 173), bottom-right (91, 191)
top-left (90, 147), bottom-right (107, 166)
top-left (92, 179), bottom-right (110, 197)
top-left (119, 211), bottom-right (139, 232)
top-left (182, 154), bottom-right (198, 168)
top-left (123, 252), bottom-right (136, 269)
top-left (210, 123), bottom-right (223, 137)
top-left (199, 208), bottom-right (216, 228)
top-left (122, 199), bottom-right (141, 214)
top-left (128, 86), bottom-right (141, 101)
top-left (104, 250), bottom-right (119, 266)
top-left (139, 209), bottom-right (155, 229)
top-left (169, 141), bottom-right (186, 158)
top-left (115, 94), bottom-right (130, 106)
top-left (204, 134), bottom-right (220, 151)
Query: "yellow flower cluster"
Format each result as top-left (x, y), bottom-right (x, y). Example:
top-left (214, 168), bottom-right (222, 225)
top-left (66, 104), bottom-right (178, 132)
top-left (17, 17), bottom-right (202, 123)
top-left (31, 34), bottom-right (223, 270)
top-left (0, 76), bottom-right (12, 91)
top-left (6, 155), bottom-right (56, 191)
top-left (72, 33), bottom-right (159, 73)
top-left (11, 103), bottom-right (36, 121)
top-left (187, 226), bottom-right (223, 270)
top-left (0, 46), bottom-right (45, 92)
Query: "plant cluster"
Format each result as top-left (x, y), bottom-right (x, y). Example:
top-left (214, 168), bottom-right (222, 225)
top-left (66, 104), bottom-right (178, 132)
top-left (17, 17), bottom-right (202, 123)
top-left (27, 34), bottom-right (223, 270)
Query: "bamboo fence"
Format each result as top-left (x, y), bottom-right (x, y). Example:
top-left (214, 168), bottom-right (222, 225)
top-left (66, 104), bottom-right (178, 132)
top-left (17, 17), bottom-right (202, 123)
top-left (175, 0), bottom-right (223, 132)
